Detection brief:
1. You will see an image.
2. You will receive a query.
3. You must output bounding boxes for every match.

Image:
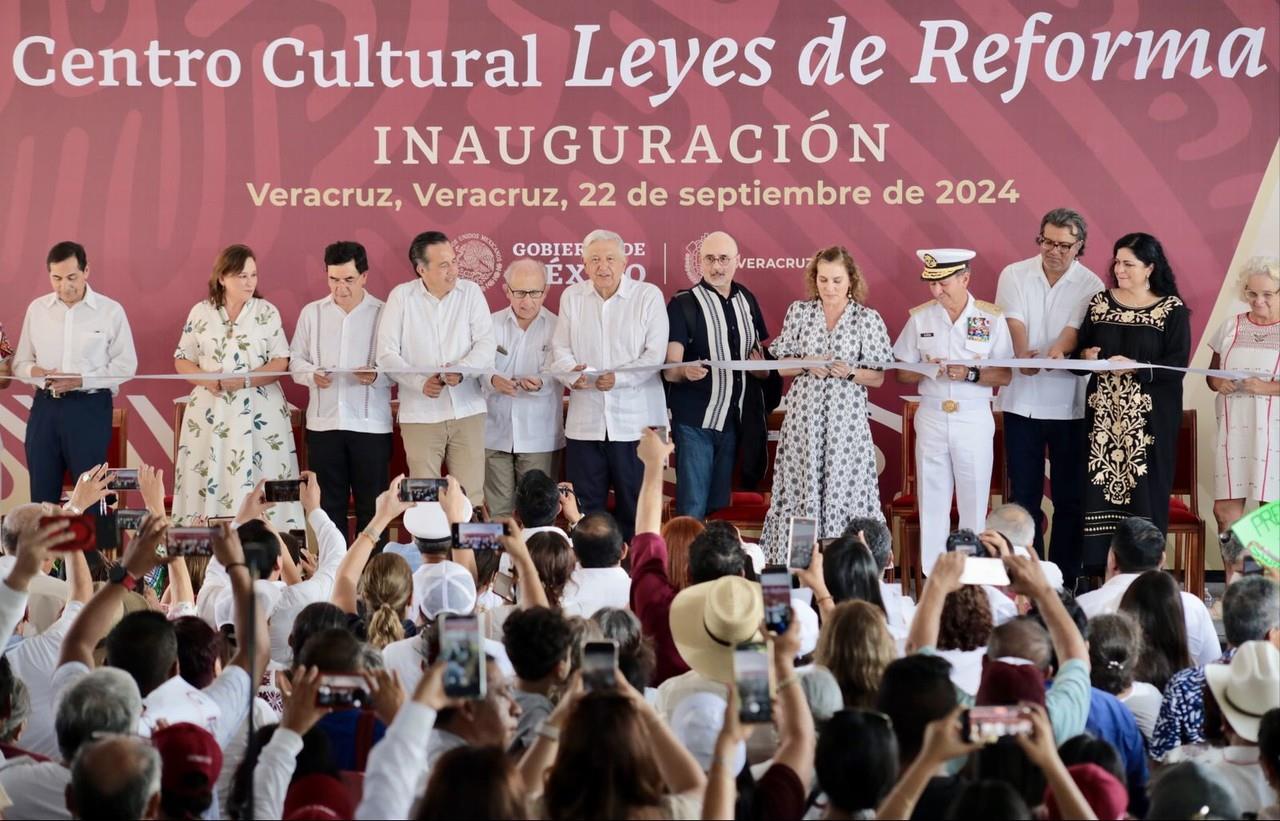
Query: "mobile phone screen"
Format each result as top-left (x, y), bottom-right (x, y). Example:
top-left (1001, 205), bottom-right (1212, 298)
top-left (761, 569), bottom-right (792, 634)
top-left (115, 508), bottom-right (148, 532)
top-left (491, 571), bottom-right (516, 602)
top-left (315, 674), bottom-right (368, 708)
top-left (965, 705), bottom-right (1033, 744)
top-left (400, 477), bottom-right (447, 503)
top-left (582, 640), bottom-right (618, 692)
top-left (453, 521), bottom-right (506, 550)
top-left (441, 614), bottom-right (485, 699)
top-left (264, 479), bottom-right (302, 503)
top-left (735, 641), bottom-right (773, 723)
top-left (165, 527), bottom-right (219, 557)
top-left (105, 468), bottom-right (140, 491)
top-left (787, 516), bottom-right (818, 570)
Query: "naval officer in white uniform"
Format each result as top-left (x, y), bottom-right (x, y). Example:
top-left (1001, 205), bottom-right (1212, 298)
top-left (893, 249), bottom-right (1013, 573)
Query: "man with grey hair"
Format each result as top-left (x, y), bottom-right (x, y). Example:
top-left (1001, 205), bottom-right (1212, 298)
top-left (549, 230), bottom-right (668, 540)
top-left (983, 503), bottom-right (1065, 590)
top-left (483, 258), bottom-right (565, 518)
top-left (664, 231), bottom-right (770, 519)
top-left (995, 208), bottom-right (1104, 591)
top-left (0, 667), bottom-right (143, 819)
top-left (1151, 574), bottom-right (1280, 759)
top-left (66, 734), bottom-right (162, 820)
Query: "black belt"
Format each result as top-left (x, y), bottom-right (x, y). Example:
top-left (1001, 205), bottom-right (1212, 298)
top-left (36, 388), bottom-right (107, 399)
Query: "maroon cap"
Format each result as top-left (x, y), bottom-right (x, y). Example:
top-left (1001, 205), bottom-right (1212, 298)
top-left (152, 722), bottom-right (222, 799)
top-left (283, 773), bottom-right (356, 820)
top-left (976, 660), bottom-right (1047, 707)
top-left (1044, 763), bottom-right (1128, 820)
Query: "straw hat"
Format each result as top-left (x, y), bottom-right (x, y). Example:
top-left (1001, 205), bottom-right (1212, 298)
top-left (669, 576), bottom-right (763, 682)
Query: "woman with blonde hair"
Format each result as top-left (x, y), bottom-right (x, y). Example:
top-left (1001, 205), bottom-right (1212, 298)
top-left (814, 600), bottom-right (897, 709)
top-left (355, 552), bottom-right (414, 649)
top-left (759, 246), bottom-right (893, 560)
top-left (660, 516), bottom-right (705, 592)
top-left (1206, 256), bottom-right (1280, 542)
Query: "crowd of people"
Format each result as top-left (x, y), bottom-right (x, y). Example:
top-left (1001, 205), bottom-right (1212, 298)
top-left (0, 212), bottom-right (1276, 819)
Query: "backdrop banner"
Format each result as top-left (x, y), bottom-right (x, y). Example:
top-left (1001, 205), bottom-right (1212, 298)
top-left (1, 1), bottom-right (1277, 510)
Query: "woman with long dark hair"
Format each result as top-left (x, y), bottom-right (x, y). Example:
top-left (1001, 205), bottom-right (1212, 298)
top-left (1076, 233), bottom-right (1190, 572)
top-left (1119, 570), bottom-right (1192, 692)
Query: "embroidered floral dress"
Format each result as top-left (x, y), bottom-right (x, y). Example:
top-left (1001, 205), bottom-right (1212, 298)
top-left (759, 299), bottom-right (893, 562)
top-left (1076, 291), bottom-right (1190, 567)
top-left (171, 299), bottom-right (301, 528)
top-left (1208, 313), bottom-right (1280, 502)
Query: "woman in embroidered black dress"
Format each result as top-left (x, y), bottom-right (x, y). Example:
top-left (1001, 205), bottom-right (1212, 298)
top-left (1076, 233), bottom-right (1190, 572)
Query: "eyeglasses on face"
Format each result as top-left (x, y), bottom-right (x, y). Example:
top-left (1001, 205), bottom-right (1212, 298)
top-left (508, 289), bottom-right (545, 299)
top-left (701, 254), bottom-right (737, 266)
top-left (1036, 236), bottom-right (1078, 252)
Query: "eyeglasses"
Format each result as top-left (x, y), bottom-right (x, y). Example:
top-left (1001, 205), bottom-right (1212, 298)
top-left (1036, 236), bottom-right (1079, 252)
top-left (508, 289), bottom-right (545, 299)
top-left (701, 254), bottom-right (737, 267)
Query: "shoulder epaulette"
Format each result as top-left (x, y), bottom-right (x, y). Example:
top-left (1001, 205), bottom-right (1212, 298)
top-left (909, 301), bottom-right (933, 315)
top-left (975, 300), bottom-right (1003, 314)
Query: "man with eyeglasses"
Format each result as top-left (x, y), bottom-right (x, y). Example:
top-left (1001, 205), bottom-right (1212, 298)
top-left (994, 208), bottom-right (1103, 590)
top-left (549, 229), bottom-right (668, 541)
top-left (377, 231), bottom-right (496, 507)
top-left (13, 241), bottom-right (137, 505)
top-left (290, 240), bottom-right (392, 539)
top-left (481, 258), bottom-right (565, 519)
top-left (663, 231), bottom-right (770, 519)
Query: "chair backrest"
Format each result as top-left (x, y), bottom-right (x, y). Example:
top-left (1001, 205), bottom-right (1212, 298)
top-left (64, 407), bottom-right (128, 488)
top-left (1171, 408), bottom-right (1197, 505)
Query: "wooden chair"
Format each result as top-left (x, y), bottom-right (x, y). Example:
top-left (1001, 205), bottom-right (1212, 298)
top-left (1167, 409), bottom-right (1206, 599)
top-left (61, 407), bottom-right (128, 491)
top-left (886, 402), bottom-right (1008, 598)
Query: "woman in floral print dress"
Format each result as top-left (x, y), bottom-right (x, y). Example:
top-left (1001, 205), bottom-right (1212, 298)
top-left (1076, 233), bottom-right (1189, 572)
top-left (171, 244), bottom-right (301, 528)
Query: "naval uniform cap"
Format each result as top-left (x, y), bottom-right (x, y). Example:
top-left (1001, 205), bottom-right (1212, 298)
top-left (917, 248), bottom-right (976, 281)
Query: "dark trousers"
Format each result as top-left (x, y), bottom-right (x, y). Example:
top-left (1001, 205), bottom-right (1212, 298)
top-left (565, 437), bottom-right (643, 542)
top-left (26, 390), bottom-right (113, 505)
top-left (1003, 412), bottom-right (1087, 586)
top-left (306, 429), bottom-right (393, 539)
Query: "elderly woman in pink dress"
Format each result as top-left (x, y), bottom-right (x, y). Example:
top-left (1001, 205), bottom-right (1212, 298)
top-left (1205, 256), bottom-right (1280, 554)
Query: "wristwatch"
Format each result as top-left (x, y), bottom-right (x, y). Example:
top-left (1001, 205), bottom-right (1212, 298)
top-left (965, 366), bottom-right (980, 383)
top-left (109, 564), bottom-right (139, 592)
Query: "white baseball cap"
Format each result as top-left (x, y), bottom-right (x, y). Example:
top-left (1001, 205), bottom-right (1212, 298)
top-left (413, 560), bottom-right (477, 621)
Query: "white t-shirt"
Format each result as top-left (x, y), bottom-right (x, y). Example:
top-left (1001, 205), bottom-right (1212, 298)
top-left (1120, 680), bottom-right (1163, 741)
top-left (4, 600), bottom-right (84, 758)
top-left (937, 646), bottom-right (987, 697)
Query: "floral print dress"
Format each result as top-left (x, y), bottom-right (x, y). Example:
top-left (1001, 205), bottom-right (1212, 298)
top-left (171, 299), bottom-right (301, 527)
top-left (759, 299), bottom-right (893, 562)
top-left (1076, 291), bottom-right (1190, 567)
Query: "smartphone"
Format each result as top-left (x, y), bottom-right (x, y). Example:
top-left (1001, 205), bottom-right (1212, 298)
top-left (734, 641), bottom-right (773, 723)
top-left (399, 477), bottom-right (448, 503)
top-left (491, 570), bottom-right (516, 602)
top-left (105, 468), bottom-right (140, 491)
top-left (581, 640), bottom-right (618, 692)
top-left (963, 705), bottom-right (1034, 745)
top-left (164, 527), bottom-right (219, 557)
top-left (208, 516), bottom-right (235, 526)
top-left (959, 557), bottom-right (1011, 586)
top-left (453, 521), bottom-right (508, 551)
top-left (40, 514), bottom-right (96, 552)
top-left (264, 479), bottom-right (302, 503)
top-left (760, 568), bottom-right (792, 634)
top-left (315, 674), bottom-right (368, 708)
top-left (946, 528), bottom-right (982, 556)
top-left (441, 614), bottom-right (485, 699)
top-left (115, 508), bottom-right (148, 532)
top-left (786, 516), bottom-right (818, 570)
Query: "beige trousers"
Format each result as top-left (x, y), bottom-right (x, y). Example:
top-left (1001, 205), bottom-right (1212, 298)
top-left (401, 413), bottom-right (487, 506)
top-left (483, 449), bottom-right (561, 519)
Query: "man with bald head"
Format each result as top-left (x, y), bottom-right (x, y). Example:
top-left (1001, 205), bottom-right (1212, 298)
top-left (664, 231), bottom-right (769, 518)
top-left (483, 258), bottom-right (565, 518)
top-left (66, 734), bottom-right (161, 820)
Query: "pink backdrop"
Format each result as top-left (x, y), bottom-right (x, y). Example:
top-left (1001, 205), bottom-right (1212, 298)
top-left (2, 1), bottom-right (1277, 502)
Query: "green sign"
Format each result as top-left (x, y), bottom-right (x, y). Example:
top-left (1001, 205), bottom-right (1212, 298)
top-left (1231, 500), bottom-right (1280, 569)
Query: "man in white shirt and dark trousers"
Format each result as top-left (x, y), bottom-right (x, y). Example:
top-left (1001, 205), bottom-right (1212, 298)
top-left (1077, 516), bottom-right (1222, 667)
top-left (549, 230), bottom-right (668, 541)
top-left (893, 248), bottom-right (1013, 574)
top-left (483, 259), bottom-right (565, 519)
top-left (12, 241), bottom-right (137, 505)
top-left (995, 208), bottom-right (1104, 590)
top-left (378, 231), bottom-right (496, 507)
top-left (290, 241), bottom-right (392, 539)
